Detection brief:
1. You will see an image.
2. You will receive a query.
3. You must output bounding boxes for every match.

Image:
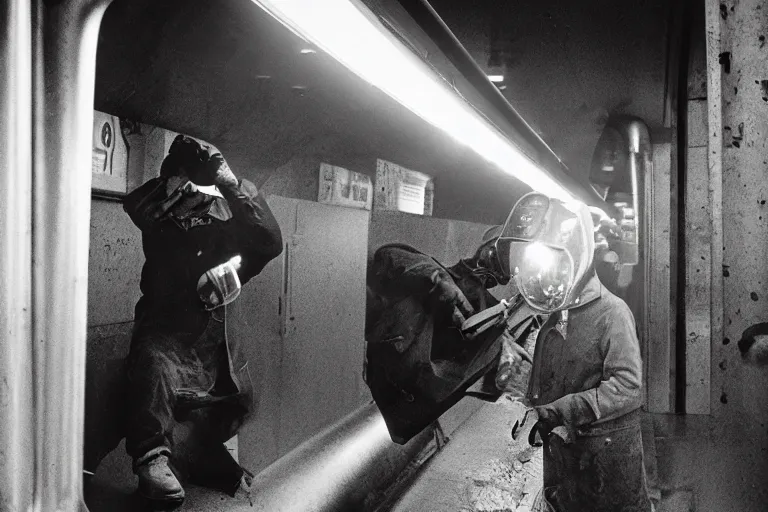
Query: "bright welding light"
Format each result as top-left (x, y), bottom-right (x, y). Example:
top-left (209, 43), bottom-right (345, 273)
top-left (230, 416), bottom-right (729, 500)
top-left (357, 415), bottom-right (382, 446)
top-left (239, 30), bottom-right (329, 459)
top-left (250, 0), bottom-right (575, 202)
top-left (487, 74), bottom-right (504, 83)
top-left (229, 255), bottom-right (243, 270)
top-left (524, 242), bottom-right (555, 271)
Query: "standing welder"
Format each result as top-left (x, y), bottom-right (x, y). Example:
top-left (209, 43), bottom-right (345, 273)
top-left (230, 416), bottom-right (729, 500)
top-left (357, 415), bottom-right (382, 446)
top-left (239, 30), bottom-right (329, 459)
top-left (505, 192), bottom-right (651, 512)
top-left (122, 135), bottom-right (282, 506)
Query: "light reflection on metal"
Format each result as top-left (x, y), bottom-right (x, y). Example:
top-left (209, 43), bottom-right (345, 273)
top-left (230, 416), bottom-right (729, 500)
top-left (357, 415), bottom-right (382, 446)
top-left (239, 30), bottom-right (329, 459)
top-left (247, 402), bottom-right (435, 511)
top-left (0, 0), bottom-right (34, 510)
top-left (250, 0), bottom-right (576, 202)
top-left (32, 0), bottom-right (114, 510)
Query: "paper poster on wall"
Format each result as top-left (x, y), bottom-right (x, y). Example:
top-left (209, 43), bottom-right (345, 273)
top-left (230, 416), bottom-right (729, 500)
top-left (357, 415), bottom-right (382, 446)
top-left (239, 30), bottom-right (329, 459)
top-left (317, 162), bottom-right (373, 210)
top-left (92, 110), bottom-right (129, 196)
top-left (374, 159), bottom-right (434, 216)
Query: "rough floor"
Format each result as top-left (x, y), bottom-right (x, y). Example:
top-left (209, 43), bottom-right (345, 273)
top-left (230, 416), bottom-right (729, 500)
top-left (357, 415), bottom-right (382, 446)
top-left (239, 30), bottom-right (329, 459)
top-left (388, 397), bottom-right (544, 512)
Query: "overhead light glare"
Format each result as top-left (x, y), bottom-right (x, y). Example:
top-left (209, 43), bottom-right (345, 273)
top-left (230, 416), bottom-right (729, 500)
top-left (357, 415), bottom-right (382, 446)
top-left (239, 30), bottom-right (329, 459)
top-left (250, 0), bottom-right (574, 203)
top-left (488, 74), bottom-right (505, 83)
top-left (300, 48), bottom-right (317, 54)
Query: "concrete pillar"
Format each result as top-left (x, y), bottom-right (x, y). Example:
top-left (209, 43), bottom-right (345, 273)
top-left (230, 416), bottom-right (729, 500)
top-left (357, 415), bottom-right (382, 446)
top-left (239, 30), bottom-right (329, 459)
top-left (712, 0), bottom-right (768, 434)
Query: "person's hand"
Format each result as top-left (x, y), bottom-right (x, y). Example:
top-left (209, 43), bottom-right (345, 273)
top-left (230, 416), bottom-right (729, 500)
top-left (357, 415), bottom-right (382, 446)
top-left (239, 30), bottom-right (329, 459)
top-left (429, 270), bottom-right (474, 327)
top-left (186, 152), bottom-right (238, 189)
top-left (534, 403), bottom-right (563, 438)
top-left (503, 336), bottom-right (533, 365)
top-left (208, 153), bottom-right (239, 189)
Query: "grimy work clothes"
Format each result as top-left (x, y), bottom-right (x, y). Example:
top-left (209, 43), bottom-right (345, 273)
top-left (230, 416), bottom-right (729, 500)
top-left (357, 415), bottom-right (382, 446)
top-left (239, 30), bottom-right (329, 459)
top-left (527, 273), bottom-right (652, 512)
top-left (365, 243), bottom-right (535, 444)
top-left (122, 177), bottom-right (282, 490)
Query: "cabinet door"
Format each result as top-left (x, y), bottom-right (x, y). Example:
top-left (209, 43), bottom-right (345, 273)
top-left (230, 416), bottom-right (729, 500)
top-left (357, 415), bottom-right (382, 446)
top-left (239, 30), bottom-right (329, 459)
top-left (278, 200), bottom-right (370, 454)
top-left (232, 196), bottom-right (370, 470)
top-left (229, 195), bottom-right (296, 473)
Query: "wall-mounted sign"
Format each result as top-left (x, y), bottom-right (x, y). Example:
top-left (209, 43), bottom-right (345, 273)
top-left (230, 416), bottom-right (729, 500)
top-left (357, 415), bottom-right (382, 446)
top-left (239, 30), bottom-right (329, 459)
top-left (374, 159), bottom-right (434, 216)
top-left (92, 110), bottom-right (129, 196)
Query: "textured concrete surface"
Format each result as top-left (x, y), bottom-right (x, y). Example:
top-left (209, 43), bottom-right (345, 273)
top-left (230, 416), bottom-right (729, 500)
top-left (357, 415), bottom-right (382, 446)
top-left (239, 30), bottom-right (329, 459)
top-left (388, 398), bottom-right (543, 512)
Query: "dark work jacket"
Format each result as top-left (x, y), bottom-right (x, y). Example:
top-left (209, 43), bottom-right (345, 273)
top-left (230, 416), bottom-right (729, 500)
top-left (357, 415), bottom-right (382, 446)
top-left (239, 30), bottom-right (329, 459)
top-left (124, 177), bottom-right (283, 401)
top-left (526, 274), bottom-right (650, 512)
top-left (526, 274), bottom-right (643, 427)
top-left (365, 243), bottom-right (527, 444)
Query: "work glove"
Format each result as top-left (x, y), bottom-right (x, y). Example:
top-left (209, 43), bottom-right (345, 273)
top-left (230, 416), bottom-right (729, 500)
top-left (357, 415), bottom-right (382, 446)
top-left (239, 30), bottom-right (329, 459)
top-left (533, 403), bottom-right (563, 439)
top-left (185, 152), bottom-right (239, 190)
top-left (495, 329), bottom-right (534, 391)
top-left (534, 394), bottom-right (598, 440)
top-left (428, 269), bottom-right (474, 328)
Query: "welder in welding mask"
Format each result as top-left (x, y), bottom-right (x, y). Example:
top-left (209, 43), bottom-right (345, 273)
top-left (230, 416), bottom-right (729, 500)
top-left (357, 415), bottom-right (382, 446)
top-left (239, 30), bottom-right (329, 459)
top-left (502, 192), bottom-right (651, 511)
top-left (117, 135), bottom-right (283, 506)
top-left (365, 224), bottom-right (536, 444)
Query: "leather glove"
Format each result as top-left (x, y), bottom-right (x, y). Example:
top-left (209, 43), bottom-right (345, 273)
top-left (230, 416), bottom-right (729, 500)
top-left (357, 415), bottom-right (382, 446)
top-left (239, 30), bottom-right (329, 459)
top-left (428, 269), bottom-right (474, 327)
top-left (537, 394), bottom-right (598, 432)
top-left (187, 152), bottom-right (239, 189)
top-left (534, 403), bottom-right (563, 439)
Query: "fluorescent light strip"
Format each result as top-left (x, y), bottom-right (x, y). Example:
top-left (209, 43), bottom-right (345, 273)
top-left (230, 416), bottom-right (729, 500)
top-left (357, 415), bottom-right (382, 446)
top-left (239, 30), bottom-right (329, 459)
top-left (251, 0), bottom-right (574, 202)
top-left (487, 74), bottom-right (505, 83)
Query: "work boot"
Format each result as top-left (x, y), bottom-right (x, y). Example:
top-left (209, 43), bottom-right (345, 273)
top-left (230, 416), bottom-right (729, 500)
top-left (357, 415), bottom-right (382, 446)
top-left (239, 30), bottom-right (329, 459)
top-left (136, 453), bottom-right (185, 505)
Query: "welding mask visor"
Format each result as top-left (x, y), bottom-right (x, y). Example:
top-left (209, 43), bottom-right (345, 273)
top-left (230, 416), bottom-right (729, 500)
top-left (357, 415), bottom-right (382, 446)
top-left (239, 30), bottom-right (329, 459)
top-left (197, 257), bottom-right (242, 311)
top-left (499, 192), bottom-right (594, 313)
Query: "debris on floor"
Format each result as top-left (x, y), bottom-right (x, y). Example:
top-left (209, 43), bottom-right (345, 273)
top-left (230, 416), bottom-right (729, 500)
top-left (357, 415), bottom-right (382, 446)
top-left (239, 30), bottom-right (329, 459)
top-left (463, 446), bottom-right (543, 512)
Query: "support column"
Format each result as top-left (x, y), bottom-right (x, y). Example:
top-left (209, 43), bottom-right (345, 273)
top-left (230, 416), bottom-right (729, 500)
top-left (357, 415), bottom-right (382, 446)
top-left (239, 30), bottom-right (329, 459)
top-left (0, 1), bottom-right (34, 510)
top-left (32, 1), bottom-right (113, 510)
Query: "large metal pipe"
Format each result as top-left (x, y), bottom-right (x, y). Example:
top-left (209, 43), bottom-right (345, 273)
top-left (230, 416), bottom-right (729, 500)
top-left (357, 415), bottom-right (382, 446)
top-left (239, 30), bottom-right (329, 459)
top-left (32, 0), bottom-right (113, 509)
top-left (242, 402), bottom-right (435, 512)
top-left (0, 1), bottom-right (35, 510)
top-left (394, 0), bottom-right (612, 212)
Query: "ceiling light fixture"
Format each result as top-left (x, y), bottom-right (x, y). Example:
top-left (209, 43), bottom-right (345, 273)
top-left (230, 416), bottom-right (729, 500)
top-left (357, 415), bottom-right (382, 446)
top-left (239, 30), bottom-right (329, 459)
top-left (250, 0), bottom-right (574, 202)
top-left (487, 74), bottom-right (504, 83)
top-left (300, 48), bottom-right (317, 54)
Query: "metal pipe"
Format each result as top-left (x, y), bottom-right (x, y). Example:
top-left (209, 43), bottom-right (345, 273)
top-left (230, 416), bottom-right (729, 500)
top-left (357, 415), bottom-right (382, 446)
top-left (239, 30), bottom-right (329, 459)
top-left (0, 0), bottom-right (35, 510)
top-left (243, 402), bottom-right (434, 512)
top-left (33, 0), bottom-right (113, 510)
top-left (394, 0), bottom-right (611, 211)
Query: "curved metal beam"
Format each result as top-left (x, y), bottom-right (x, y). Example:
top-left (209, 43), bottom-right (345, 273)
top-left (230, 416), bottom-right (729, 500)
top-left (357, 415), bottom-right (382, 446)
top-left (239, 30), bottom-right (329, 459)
top-left (244, 403), bottom-right (435, 512)
top-left (395, 0), bottom-right (613, 211)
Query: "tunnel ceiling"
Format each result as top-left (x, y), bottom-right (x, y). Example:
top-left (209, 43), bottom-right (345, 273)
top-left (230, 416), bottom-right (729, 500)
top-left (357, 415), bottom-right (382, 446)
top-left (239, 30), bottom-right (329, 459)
top-left (95, 0), bottom-right (671, 222)
top-left (427, 0), bottom-right (672, 179)
top-left (94, 0), bottom-right (538, 224)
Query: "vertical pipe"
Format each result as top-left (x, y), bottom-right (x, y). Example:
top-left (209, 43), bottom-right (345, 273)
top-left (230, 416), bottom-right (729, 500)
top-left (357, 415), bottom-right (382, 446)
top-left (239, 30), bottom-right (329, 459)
top-left (32, 1), bottom-right (112, 510)
top-left (0, 0), bottom-right (34, 510)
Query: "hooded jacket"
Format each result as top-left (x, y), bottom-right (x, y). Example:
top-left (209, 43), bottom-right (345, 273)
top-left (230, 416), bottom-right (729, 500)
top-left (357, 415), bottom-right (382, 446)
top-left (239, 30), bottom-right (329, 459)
top-left (123, 176), bottom-right (283, 401)
top-left (526, 272), bottom-right (643, 429)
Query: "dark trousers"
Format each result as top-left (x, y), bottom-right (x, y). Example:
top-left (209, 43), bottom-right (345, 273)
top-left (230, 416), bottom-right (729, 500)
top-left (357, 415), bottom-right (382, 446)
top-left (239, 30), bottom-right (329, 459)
top-left (125, 327), bottom-right (248, 493)
top-left (542, 414), bottom-right (653, 512)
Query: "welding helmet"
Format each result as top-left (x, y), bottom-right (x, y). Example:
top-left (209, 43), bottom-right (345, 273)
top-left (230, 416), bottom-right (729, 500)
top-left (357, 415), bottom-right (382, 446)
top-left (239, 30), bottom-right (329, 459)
top-left (161, 135), bottom-right (223, 198)
top-left (197, 256), bottom-right (243, 310)
top-left (499, 192), bottom-right (595, 313)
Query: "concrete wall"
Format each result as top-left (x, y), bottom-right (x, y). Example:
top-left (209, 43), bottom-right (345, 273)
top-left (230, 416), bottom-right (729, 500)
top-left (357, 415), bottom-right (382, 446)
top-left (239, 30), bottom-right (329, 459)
top-left (653, 1), bottom-right (768, 510)
top-left (709, 0), bottom-right (768, 508)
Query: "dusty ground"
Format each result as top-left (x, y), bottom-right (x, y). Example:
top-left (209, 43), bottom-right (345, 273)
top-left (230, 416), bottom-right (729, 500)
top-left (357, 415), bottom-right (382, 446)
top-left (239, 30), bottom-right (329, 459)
top-left (388, 396), bottom-right (545, 512)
